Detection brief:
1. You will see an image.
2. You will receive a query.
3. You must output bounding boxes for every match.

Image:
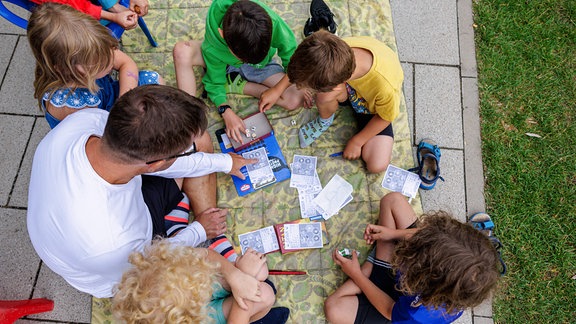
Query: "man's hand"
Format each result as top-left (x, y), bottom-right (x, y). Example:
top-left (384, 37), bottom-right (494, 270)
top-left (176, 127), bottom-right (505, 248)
top-left (194, 207), bottom-right (227, 239)
top-left (332, 249), bottom-right (363, 280)
top-left (227, 153), bottom-right (258, 180)
top-left (130, 0), bottom-right (148, 16)
top-left (222, 109), bottom-right (246, 144)
top-left (258, 87), bottom-right (282, 112)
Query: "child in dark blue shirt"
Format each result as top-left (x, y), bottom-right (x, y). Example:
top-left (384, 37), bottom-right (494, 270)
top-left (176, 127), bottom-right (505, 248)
top-left (326, 192), bottom-right (501, 323)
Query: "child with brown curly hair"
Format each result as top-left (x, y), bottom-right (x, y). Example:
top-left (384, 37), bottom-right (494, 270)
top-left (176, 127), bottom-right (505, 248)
top-left (325, 192), bottom-right (502, 323)
top-left (113, 241), bottom-right (290, 324)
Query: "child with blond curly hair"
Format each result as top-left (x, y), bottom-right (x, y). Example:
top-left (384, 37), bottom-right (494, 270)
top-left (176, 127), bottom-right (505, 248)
top-left (113, 241), bottom-right (289, 324)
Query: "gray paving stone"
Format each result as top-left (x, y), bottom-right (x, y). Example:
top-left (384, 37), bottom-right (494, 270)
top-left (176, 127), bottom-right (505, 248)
top-left (0, 38), bottom-right (38, 115)
top-left (10, 118), bottom-right (50, 208)
top-left (0, 34), bottom-right (18, 82)
top-left (0, 207), bottom-right (40, 300)
top-left (0, 115), bottom-right (34, 206)
top-left (30, 264), bottom-right (91, 323)
top-left (458, 0), bottom-right (478, 78)
top-left (462, 77), bottom-right (486, 214)
top-left (401, 62), bottom-right (415, 141)
top-left (473, 316), bottom-right (495, 324)
top-left (414, 64), bottom-right (463, 149)
top-left (0, 4), bottom-right (29, 35)
top-left (418, 149), bottom-right (466, 222)
top-left (474, 295), bottom-right (494, 317)
top-left (391, 0), bottom-right (459, 65)
top-left (454, 310), bottom-right (473, 324)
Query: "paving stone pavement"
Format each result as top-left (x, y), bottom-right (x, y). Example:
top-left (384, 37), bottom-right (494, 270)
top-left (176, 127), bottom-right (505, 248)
top-left (0, 0), bottom-right (492, 322)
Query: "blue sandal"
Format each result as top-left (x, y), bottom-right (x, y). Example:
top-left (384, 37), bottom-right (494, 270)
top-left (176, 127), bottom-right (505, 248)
top-left (409, 139), bottom-right (445, 190)
top-left (469, 212), bottom-right (507, 276)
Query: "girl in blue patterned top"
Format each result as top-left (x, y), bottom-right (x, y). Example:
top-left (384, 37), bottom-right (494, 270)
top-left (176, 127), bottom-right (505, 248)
top-left (27, 3), bottom-right (162, 128)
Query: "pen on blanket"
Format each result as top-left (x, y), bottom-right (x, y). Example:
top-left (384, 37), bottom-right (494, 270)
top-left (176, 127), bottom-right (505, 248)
top-left (269, 270), bottom-right (307, 275)
top-left (329, 151), bottom-right (343, 158)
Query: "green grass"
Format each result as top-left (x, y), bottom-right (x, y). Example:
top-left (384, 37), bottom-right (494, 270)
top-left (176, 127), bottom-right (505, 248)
top-left (473, 0), bottom-right (576, 322)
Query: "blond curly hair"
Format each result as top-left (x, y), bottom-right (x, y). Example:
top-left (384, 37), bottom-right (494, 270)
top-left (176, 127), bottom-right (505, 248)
top-left (112, 241), bottom-right (220, 323)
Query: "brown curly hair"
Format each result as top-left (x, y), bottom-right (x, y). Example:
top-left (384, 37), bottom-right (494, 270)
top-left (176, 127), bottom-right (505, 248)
top-left (112, 241), bottom-right (220, 323)
top-left (392, 212), bottom-right (500, 314)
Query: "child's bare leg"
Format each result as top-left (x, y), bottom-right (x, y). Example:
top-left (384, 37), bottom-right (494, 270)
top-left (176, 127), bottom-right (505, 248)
top-left (362, 135), bottom-right (394, 173)
top-left (243, 74), bottom-right (304, 111)
top-left (324, 260), bottom-right (373, 324)
top-left (173, 40), bottom-right (205, 96)
top-left (374, 192), bottom-right (417, 262)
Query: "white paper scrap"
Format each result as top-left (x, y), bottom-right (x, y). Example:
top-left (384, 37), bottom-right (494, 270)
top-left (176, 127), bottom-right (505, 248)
top-left (313, 174), bottom-right (354, 219)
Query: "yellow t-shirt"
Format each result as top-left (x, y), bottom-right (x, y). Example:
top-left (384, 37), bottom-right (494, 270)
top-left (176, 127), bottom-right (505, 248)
top-left (344, 37), bottom-right (404, 122)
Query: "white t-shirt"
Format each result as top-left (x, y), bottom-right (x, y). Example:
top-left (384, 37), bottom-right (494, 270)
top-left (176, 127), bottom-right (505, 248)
top-left (27, 109), bottom-right (232, 297)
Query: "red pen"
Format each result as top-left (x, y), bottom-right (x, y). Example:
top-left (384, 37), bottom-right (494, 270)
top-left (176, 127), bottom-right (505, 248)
top-left (269, 270), bottom-right (307, 275)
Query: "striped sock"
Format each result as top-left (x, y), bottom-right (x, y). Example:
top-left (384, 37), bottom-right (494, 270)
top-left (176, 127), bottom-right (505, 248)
top-left (165, 194), bottom-right (190, 237)
top-left (208, 235), bottom-right (238, 262)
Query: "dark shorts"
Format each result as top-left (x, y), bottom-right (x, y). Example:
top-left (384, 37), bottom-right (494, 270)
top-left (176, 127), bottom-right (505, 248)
top-left (354, 221), bottom-right (418, 324)
top-left (354, 261), bottom-right (396, 324)
top-left (140, 175), bottom-right (184, 238)
top-left (354, 112), bottom-right (394, 138)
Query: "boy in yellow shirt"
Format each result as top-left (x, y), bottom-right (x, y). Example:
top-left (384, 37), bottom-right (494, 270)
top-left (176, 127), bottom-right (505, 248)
top-left (286, 30), bottom-right (404, 174)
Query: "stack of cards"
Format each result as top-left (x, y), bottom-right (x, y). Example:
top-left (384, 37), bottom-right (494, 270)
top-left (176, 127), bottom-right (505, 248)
top-left (312, 174), bottom-right (353, 219)
top-left (241, 147), bottom-right (276, 190)
top-left (290, 155), bottom-right (323, 219)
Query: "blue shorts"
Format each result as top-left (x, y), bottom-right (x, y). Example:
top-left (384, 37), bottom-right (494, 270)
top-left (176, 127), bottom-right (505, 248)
top-left (226, 61), bottom-right (285, 84)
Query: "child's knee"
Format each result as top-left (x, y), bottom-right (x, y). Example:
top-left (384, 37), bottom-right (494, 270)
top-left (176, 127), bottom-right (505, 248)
top-left (173, 41), bottom-right (198, 65)
top-left (381, 191), bottom-right (404, 206)
top-left (324, 295), bottom-right (344, 324)
top-left (365, 157), bottom-right (390, 173)
top-left (283, 96), bottom-right (302, 111)
top-left (253, 282), bottom-right (275, 314)
top-left (366, 162), bottom-right (387, 174)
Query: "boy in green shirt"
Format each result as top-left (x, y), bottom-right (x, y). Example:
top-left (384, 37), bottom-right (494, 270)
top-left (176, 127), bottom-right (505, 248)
top-left (174, 0), bottom-right (308, 144)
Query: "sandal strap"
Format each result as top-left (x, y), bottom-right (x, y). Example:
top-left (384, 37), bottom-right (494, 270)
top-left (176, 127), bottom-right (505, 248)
top-left (416, 141), bottom-right (442, 162)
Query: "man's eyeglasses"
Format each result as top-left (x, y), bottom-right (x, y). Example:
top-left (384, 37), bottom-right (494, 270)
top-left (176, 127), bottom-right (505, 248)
top-left (145, 142), bottom-right (197, 165)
